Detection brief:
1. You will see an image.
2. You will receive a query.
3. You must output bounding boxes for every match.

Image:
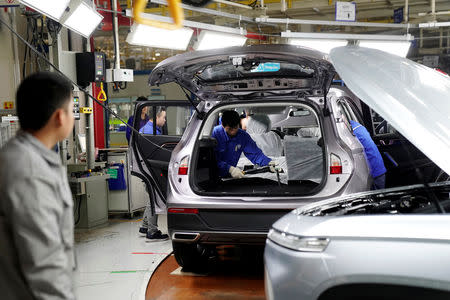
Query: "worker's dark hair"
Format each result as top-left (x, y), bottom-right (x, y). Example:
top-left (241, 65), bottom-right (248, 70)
top-left (148, 106), bottom-right (166, 119)
top-left (135, 96), bottom-right (148, 102)
top-left (221, 110), bottom-right (240, 128)
top-left (16, 72), bottom-right (73, 131)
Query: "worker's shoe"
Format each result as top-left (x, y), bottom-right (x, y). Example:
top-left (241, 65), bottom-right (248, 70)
top-left (146, 230), bottom-right (169, 242)
top-left (138, 227), bottom-right (148, 236)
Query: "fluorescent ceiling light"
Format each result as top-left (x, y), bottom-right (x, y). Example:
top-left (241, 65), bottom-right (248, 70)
top-left (126, 23), bottom-right (194, 51)
top-left (288, 38), bottom-right (347, 54)
top-left (62, 1), bottom-right (103, 38)
top-left (194, 30), bottom-right (247, 51)
top-left (359, 41), bottom-right (411, 57)
top-left (19, 0), bottom-right (70, 21)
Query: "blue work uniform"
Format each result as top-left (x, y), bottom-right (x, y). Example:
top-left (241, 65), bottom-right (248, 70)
top-left (126, 115), bottom-right (149, 142)
top-left (350, 120), bottom-right (387, 179)
top-left (140, 121), bottom-right (162, 135)
top-left (212, 125), bottom-right (271, 177)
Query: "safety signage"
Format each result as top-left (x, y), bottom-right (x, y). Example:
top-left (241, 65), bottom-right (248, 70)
top-left (80, 107), bottom-right (93, 114)
top-left (107, 168), bottom-right (118, 179)
top-left (335, 1), bottom-right (356, 22)
top-left (3, 101), bottom-right (14, 109)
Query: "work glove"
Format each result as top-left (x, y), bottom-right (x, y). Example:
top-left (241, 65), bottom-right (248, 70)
top-left (268, 160), bottom-right (281, 173)
top-left (229, 166), bottom-right (245, 179)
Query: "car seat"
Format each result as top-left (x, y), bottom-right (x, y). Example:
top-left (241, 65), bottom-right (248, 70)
top-left (246, 114), bottom-right (283, 157)
top-left (297, 126), bottom-right (321, 138)
top-left (284, 126), bottom-right (323, 183)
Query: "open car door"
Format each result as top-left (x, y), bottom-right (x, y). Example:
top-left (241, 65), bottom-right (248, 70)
top-left (129, 100), bottom-right (194, 214)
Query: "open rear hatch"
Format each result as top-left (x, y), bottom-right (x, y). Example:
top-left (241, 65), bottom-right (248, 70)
top-left (148, 44), bottom-right (335, 100)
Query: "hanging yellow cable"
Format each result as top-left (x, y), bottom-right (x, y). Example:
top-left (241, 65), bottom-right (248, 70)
top-left (97, 82), bottom-right (107, 102)
top-left (133, 0), bottom-right (184, 30)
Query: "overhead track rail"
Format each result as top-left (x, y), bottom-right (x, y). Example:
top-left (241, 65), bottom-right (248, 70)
top-left (256, 17), bottom-right (415, 29)
top-left (125, 9), bottom-right (247, 35)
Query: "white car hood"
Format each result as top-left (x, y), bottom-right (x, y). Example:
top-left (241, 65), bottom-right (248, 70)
top-left (330, 46), bottom-right (450, 175)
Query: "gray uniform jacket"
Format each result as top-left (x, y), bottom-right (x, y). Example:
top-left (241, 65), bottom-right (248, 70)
top-left (0, 131), bottom-right (75, 300)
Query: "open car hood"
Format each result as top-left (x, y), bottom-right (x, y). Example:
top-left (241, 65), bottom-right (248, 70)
top-left (331, 46), bottom-right (450, 176)
top-left (148, 44), bottom-right (335, 100)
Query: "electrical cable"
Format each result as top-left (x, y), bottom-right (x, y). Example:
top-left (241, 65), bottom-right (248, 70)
top-left (75, 194), bottom-right (82, 225)
top-left (0, 16), bottom-right (174, 154)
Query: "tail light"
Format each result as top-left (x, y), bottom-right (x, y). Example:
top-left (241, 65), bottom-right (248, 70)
top-left (330, 153), bottom-right (342, 174)
top-left (178, 156), bottom-right (189, 175)
top-left (168, 208), bottom-right (199, 214)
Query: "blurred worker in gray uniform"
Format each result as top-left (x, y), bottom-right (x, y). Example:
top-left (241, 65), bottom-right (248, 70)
top-left (0, 72), bottom-right (75, 300)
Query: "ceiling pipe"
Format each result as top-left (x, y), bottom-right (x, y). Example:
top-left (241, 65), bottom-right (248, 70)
top-left (281, 0), bottom-right (286, 12)
top-left (432, 0), bottom-right (436, 20)
top-left (404, 0), bottom-right (408, 23)
top-left (257, 17), bottom-right (414, 28)
top-left (111, 0), bottom-right (120, 69)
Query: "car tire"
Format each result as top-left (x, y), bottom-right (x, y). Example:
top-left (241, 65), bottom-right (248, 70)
top-left (172, 242), bottom-right (214, 272)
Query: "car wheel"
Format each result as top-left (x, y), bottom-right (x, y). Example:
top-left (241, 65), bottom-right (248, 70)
top-left (172, 242), bottom-right (214, 272)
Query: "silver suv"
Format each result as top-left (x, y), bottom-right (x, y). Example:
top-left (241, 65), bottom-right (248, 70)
top-left (264, 46), bottom-right (450, 299)
top-left (130, 45), bottom-right (372, 270)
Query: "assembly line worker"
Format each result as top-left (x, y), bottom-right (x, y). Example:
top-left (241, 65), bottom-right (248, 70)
top-left (350, 120), bottom-right (387, 190)
top-left (0, 72), bottom-right (75, 299)
top-left (126, 96), bottom-right (150, 142)
top-left (139, 106), bottom-right (166, 135)
top-left (212, 110), bottom-right (277, 179)
top-left (137, 106), bottom-right (169, 241)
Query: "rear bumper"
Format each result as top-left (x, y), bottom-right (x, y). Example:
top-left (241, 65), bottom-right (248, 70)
top-left (168, 208), bottom-right (291, 245)
top-left (171, 230), bottom-right (268, 244)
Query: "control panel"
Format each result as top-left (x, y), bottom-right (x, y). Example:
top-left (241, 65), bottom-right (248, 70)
top-left (75, 52), bottom-right (106, 88)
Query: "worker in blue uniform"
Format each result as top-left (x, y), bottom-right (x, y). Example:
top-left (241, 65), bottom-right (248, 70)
top-left (139, 107), bottom-right (166, 135)
top-left (350, 120), bottom-right (387, 189)
top-left (212, 110), bottom-right (277, 178)
top-left (126, 96), bottom-right (149, 143)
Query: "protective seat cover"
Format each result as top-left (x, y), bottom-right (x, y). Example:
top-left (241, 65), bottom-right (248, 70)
top-left (246, 115), bottom-right (283, 157)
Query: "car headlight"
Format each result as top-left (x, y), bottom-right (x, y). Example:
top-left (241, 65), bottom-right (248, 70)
top-left (267, 229), bottom-right (329, 252)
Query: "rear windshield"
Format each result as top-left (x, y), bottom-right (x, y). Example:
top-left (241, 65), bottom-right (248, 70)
top-left (197, 61), bottom-right (315, 82)
top-left (192, 102), bottom-right (324, 196)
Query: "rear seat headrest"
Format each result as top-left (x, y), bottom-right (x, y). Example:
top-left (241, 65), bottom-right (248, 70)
top-left (246, 114), bottom-right (272, 134)
top-left (297, 126), bottom-right (321, 138)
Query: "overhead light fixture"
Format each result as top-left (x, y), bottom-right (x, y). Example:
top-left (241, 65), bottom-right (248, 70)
top-left (288, 38), bottom-right (347, 54)
top-left (60, 0), bottom-right (103, 38)
top-left (126, 23), bottom-right (194, 50)
top-left (358, 40), bottom-right (411, 57)
top-left (194, 30), bottom-right (247, 51)
top-left (282, 31), bottom-right (413, 57)
top-left (19, 0), bottom-right (71, 21)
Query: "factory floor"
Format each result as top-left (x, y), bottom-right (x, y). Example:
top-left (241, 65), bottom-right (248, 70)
top-left (74, 214), bottom-right (266, 300)
top-left (74, 213), bottom-right (172, 300)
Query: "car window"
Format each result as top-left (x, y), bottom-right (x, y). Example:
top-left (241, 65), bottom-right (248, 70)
top-left (371, 109), bottom-right (396, 136)
top-left (195, 102), bottom-right (324, 196)
top-left (336, 101), bottom-right (353, 132)
top-left (139, 105), bottom-right (194, 136)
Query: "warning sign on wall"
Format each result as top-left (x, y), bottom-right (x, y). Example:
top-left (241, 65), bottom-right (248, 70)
top-left (3, 102), bottom-right (14, 109)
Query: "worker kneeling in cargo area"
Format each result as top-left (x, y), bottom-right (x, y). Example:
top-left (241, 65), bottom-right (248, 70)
top-left (0, 72), bottom-right (75, 299)
top-left (212, 110), bottom-right (278, 179)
